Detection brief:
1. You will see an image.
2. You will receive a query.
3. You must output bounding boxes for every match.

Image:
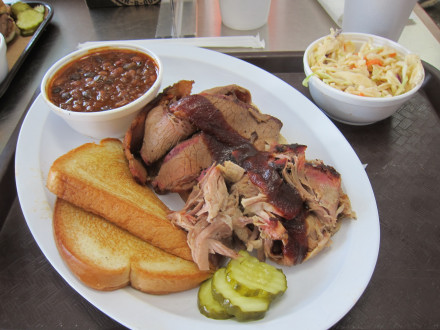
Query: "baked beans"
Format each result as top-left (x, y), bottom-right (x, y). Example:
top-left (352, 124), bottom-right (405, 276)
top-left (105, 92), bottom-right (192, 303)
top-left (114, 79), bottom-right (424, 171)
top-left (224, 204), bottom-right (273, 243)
top-left (47, 48), bottom-right (158, 112)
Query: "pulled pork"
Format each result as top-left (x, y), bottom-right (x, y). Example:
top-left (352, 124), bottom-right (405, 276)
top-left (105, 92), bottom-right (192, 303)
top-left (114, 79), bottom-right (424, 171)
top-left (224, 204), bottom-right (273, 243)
top-left (169, 143), bottom-right (356, 271)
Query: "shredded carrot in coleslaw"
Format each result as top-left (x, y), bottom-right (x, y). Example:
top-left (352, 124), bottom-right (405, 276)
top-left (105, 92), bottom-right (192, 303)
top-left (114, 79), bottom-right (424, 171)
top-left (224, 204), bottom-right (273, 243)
top-left (303, 29), bottom-right (424, 97)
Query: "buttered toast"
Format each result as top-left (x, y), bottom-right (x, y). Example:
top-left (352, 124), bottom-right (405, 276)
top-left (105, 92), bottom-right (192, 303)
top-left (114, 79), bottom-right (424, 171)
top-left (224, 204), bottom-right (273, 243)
top-left (53, 198), bottom-right (210, 293)
top-left (46, 138), bottom-right (192, 261)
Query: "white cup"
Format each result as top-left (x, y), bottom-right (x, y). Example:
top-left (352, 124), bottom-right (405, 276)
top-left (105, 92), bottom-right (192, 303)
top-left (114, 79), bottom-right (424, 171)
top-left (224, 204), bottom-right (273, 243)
top-left (342, 0), bottom-right (417, 41)
top-left (219, 0), bottom-right (271, 30)
top-left (0, 33), bottom-right (8, 84)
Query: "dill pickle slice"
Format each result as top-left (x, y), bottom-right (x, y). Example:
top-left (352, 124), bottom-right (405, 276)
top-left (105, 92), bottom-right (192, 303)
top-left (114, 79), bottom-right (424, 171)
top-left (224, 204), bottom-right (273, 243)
top-left (34, 5), bottom-right (46, 14)
top-left (198, 278), bottom-right (232, 320)
top-left (16, 9), bottom-right (44, 35)
top-left (226, 251), bottom-right (287, 300)
top-left (211, 268), bottom-right (270, 322)
top-left (11, 2), bottom-right (32, 17)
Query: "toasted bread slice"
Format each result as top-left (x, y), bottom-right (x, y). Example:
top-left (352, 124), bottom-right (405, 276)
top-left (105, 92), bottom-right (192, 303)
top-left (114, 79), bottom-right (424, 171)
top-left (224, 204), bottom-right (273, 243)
top-left (53, 198), bottom-right (210, 293)
top-left (46, 138), bottom-right (192, 261)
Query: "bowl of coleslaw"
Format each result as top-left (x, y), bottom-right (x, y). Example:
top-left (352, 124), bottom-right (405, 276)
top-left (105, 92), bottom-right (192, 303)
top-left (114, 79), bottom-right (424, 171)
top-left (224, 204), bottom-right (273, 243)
top-left (303, 30), bottom-right (425, 125)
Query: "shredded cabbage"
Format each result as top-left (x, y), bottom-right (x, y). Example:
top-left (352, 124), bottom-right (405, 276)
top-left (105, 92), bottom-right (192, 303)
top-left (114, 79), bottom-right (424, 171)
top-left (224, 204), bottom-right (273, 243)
top-left (304, 29), bottom-right (424, 97)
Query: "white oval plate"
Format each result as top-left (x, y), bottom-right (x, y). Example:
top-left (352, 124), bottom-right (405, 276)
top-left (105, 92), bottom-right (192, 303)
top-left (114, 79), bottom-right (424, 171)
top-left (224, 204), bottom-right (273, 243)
top-left (15, 44), bottom-right (379, 330)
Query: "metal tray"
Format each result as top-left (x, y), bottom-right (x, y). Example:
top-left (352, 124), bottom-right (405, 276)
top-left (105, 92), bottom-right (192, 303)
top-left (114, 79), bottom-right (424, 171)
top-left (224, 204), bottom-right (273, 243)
top-left (0, 1), bottom-right (53, 98)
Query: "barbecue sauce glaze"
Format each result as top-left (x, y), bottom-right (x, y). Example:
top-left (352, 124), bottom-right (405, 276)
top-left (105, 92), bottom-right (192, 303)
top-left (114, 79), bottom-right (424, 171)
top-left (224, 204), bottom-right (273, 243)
top-left (171, 94), bottom-right (308, 264)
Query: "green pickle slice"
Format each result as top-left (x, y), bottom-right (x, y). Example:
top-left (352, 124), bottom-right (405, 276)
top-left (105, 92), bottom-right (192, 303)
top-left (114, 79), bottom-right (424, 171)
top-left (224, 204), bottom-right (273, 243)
top-left (226, 250), bottom-right (287, 300)
top-left (198, 278), bottom-right (232, 320)
top-left (16, 9), bottom-right (44, 35)
top-left (34, 5), bottom-right (46, 14)
top-left (197, 250), bottom-right (287, 322)
top-left (211, 268), bottom-right (270, 321)
top-left (11, 2), bottom-right (33, 17)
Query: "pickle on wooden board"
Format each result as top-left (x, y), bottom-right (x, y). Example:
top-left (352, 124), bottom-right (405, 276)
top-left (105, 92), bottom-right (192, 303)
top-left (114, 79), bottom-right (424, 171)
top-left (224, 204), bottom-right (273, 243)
top-left (226, 250), bottom-right (287, 300)
top-left (198, 278), bottom-right (232, 320)
top-left (211, 268), bottom-right (270, 322)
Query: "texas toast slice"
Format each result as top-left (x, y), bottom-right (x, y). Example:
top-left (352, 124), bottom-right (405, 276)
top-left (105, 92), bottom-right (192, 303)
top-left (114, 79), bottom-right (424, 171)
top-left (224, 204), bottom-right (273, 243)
top-left (54, 198), bottom-right (210, 294)
top-left (46, 138), bottom-right (192, 261)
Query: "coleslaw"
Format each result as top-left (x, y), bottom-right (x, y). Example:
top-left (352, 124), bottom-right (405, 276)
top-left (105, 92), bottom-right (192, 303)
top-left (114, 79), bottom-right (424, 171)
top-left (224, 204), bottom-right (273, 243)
top-left (303, 29), bottom-right (424, 97)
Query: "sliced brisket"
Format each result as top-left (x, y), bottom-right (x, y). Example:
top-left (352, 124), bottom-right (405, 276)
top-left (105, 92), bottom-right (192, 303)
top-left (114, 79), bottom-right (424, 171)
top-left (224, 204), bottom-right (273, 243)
top-left (201, 84), bottom-right (252, 104)
top-left (123, 80), bottom-right (194, 184)
top-left (152, 133), bottom-right (219, 194)
top-left (170, 93), bottom-right (282, 151)
top-left (140, 104), bottom-right (195, 165)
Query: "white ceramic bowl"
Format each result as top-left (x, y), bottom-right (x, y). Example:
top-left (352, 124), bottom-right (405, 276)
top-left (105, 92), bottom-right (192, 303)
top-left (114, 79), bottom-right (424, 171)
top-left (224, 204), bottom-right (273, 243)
top-left (303, 32), bottom-right (425, 125)
top-left (0, 33), bottom-right (8, 84)
top-left (41, 43), bottom-right (162, 139)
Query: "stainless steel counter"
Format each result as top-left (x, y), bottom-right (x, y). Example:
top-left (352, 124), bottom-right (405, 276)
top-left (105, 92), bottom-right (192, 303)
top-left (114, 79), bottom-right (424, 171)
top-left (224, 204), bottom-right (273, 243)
top-left (195, 0), bottom-right (335, 50)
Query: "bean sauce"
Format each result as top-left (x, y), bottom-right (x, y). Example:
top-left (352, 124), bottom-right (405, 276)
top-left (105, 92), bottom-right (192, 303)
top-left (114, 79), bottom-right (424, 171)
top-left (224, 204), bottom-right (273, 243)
top-left (47, 48), bottom-right (158, 112)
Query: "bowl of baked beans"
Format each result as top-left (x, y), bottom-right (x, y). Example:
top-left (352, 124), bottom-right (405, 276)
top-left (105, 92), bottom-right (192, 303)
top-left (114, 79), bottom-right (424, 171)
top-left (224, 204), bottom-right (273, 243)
top-left (41, 43), bottom-right (162, 139)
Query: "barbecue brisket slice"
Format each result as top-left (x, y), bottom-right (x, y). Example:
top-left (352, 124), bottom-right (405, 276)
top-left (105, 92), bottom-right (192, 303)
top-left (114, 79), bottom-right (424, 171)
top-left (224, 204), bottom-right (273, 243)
top-left (152, 133), bottom-right (218, 194)
top-left (152, 93), bottom-right (283, 194)
top-left (124, 82), bottom-right (277, 189)
top-left (140, 102), bottom-right (195, 165)
top-left (124, 80), bottom-right (194, 184)
top-left (170, 93), bottom-right (282, 152)
top-left (201, 84), bottom-right (252, 104)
